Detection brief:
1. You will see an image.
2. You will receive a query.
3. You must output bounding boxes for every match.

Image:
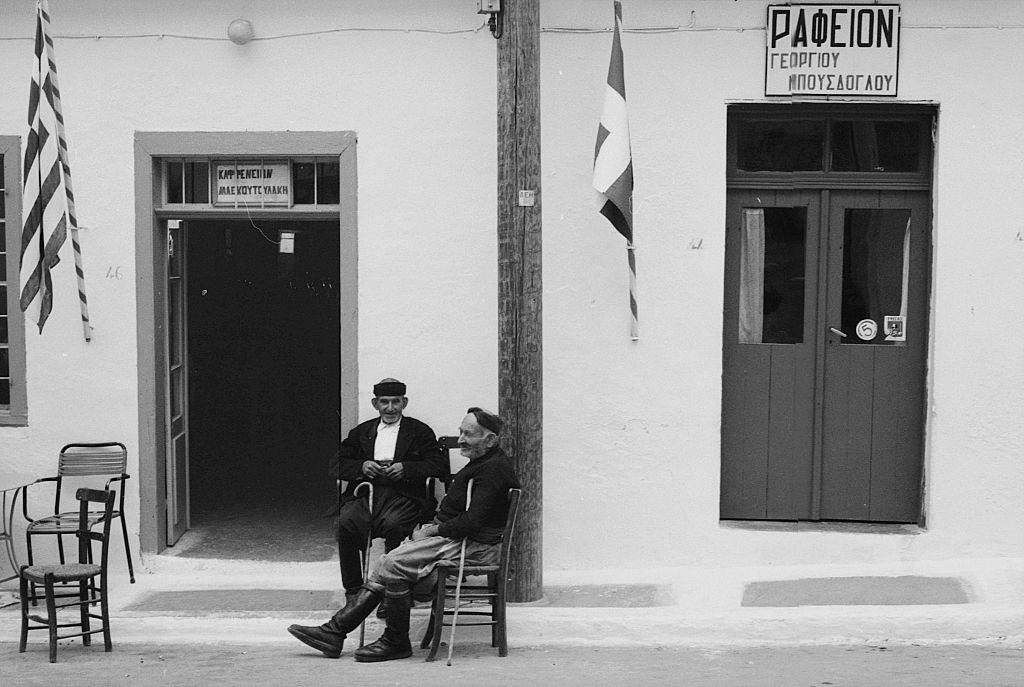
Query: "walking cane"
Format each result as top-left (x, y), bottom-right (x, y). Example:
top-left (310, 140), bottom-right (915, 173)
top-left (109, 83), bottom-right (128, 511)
top-left (353, 480), bottom-right (375, 648)
top-left (446, 478), bottom-right (474, 666)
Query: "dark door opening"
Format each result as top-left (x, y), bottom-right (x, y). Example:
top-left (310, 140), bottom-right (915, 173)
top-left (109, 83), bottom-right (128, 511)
top-left (184, 219), bottom-right (340, 559)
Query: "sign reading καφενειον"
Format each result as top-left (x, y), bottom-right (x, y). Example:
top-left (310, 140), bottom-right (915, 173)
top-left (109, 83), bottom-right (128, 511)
top-left (215, 162), bottom-right (291, 205)
top-left (765, 4), bottom-right (900, 97)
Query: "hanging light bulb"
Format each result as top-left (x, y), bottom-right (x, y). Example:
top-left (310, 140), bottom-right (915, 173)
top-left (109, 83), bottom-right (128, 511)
top-left (227, 19), bottom-right (255, 45)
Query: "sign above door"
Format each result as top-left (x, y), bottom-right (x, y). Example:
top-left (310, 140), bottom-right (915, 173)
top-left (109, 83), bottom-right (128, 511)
top-left (765, 4), bottom-right (900, 97)
top-left (214, 161), bottom-right (291, 205)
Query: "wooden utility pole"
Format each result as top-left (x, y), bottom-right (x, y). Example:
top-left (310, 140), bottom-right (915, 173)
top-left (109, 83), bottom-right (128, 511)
top-left (496, 0), bottom-right (543, 604)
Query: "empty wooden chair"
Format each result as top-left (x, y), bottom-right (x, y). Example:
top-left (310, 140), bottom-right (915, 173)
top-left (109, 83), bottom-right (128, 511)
top-left (19, 488), bottom-right (116, 662)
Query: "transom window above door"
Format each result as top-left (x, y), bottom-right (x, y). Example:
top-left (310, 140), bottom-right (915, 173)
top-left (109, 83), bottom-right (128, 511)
top-left (162, 158), bottom-right (340, 208)
top-left (727, 105), bottom-right (934, 184)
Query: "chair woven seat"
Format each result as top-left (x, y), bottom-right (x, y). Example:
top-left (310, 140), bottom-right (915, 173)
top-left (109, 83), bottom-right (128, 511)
top-left (435, 559), bottom-right (500, 573)
top-left (22, 563), bottom-right (102, 582)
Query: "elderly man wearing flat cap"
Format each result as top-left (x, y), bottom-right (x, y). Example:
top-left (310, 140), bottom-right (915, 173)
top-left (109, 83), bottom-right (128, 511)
top-left (292, 406), bottom-right (520, 662)
top-left (328, 378), bottom-right (448, 607)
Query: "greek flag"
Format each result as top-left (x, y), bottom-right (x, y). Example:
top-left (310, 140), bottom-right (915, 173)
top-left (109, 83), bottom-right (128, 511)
top-left (593, 0), bottom-right (637, 339)
top-left (20, 0), bottom-right (90, 338)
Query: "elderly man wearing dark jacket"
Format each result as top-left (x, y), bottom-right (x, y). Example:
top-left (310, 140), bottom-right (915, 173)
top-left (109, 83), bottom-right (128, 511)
top-left (290, 406), bottom-right (520, 663)
top-left (329, 378), bottom-right (447, 600)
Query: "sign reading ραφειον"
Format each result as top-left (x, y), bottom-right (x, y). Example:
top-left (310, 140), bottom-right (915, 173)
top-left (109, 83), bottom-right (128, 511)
top-left (765, 4), bottom-right (900, 97)
top-left (215, 162), bottom-right (291, 205)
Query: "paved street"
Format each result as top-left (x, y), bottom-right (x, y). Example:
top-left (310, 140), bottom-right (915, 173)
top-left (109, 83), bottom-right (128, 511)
top-left (1, 640), bottom-right (1021, 686)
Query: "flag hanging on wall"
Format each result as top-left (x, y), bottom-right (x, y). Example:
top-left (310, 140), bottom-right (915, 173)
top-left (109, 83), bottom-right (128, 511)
top-left (592, 0), bottom-right (637, 340)
top-left (20, 0), bottom-right (91, 340)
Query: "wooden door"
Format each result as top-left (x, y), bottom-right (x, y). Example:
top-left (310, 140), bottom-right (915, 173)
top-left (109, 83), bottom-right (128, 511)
top-left (819, 191), bottom-right (930, 522)
top-left (721, 190), bottom-right (821, 519)
top-left (166, 219), bottom-right (189, 544)
top-left (721, 190), bottom-right (930, 522)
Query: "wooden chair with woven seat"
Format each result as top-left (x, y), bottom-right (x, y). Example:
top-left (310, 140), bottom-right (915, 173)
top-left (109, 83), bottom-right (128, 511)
top-left (419, 487), bottom-right (522, 661)
top-left (22, 442), bottom-right (135, 587)
top-left (19, 488), bottom-right (115, 663)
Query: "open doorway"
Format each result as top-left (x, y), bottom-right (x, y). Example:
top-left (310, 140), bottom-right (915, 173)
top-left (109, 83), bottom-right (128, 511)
top-left (183, 218), bottom-right (341, 560)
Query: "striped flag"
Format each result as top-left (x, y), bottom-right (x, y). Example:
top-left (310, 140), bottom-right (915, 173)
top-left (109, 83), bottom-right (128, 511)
top-left (593, 0), bottom-right (637, 340)
top-left (20, 0), bottom-right (91, 339)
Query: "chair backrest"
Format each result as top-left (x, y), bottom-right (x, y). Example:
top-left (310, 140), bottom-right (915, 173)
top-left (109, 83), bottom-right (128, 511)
top-left (58, 443), bottom-right (128, 477)
top-left (497, 488), bottom-right (522, 575)
top-left (54, 442), bottom-right (128, 512)
top-left (437, 436), bottom-right (467, 480)
top-left (74, 488), bottom-right (116, 567)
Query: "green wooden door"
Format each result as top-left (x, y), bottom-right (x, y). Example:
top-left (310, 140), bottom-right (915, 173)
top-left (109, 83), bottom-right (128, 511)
top-left (166, 219), bottom-right (189, 544)
top-left (721, 189), bottom-right (930, 522)
top-left (819, 191), bottom-right (930, 522)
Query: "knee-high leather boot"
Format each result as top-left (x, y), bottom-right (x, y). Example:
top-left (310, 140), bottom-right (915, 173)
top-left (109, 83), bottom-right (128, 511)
top-left (353, 593), bottom-right (413, 662)
top-left (287, 587), bottom-right (382, 658)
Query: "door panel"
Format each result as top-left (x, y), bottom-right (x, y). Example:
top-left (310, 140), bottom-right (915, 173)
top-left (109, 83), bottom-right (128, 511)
top-left (820, 192), bottom-right (929, 522)
top-left (166, 220), bottom-right (188, 544)
top-left (721, 191), bottom-right (819, 520)
top-left (722, 190), bottom-right (929, 523)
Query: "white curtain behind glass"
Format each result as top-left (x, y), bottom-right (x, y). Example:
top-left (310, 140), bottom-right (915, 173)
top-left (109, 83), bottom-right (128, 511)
top-left (739, 208), bottom-right (765, 343)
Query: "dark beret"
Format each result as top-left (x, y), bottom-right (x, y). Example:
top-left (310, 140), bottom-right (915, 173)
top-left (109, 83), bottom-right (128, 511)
top-left (373, 381), bottom-right (407, 396)
top-left (467, 407), bottom-right (503, 436)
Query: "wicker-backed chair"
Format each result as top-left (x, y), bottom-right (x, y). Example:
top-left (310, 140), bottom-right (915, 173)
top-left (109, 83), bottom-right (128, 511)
top-left (420, 487), bottom-right (522, 660)
top-left (19, 488), bottom-right (115, 662)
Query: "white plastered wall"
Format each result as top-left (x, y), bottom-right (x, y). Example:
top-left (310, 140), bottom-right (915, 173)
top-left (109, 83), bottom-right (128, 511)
top-left (0, 1), bottom-right (1021, 579)
top-left (0, 0), bottom-right (498, 558)
top-left (540, 0), bottom-right (1024, 573)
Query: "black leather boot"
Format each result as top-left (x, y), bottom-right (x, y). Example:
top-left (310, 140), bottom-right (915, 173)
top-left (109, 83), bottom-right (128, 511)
top-left (354, 593), bottom-right (413, 662)
top-left (338, 544), bottom-right (365, 591)
top-left (287, 587), bottom-right (382, 658)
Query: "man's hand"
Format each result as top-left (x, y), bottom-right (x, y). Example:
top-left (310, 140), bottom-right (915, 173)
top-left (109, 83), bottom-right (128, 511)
top-left (361, 460), bottom-right (384, 479)
top-left (411, 523), bottom-right (440, 541)
top-left (381, 462), bottom-right (406, 481)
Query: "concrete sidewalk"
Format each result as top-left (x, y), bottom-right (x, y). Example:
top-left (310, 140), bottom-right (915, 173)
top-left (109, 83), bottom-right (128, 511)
top-left (2, 553), bottom-right (1021, 649)
top-left (2, 640), bottom-right (1022, 686)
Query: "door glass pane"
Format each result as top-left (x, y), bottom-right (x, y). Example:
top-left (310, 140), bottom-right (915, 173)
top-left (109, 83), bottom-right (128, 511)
top-left (166, 161), bottom-right (183, 203)
top-left (316, 161), bottom-right (340, 204)
top-left (832, 121), bottom-right (923, 172)
top-left (169, 280), bottom-right (181, 367)
top-left (170, 366), bottom-right (182, 417)
top-left (840, 209), bottom-right (911, 345)
top-left (736, 120), bottom-right (825, 172)
top-left (739, 207), bottom-right (806, 344)
top-left (184, 161), bottom-right (210, 203)
top-left (293, 162), bottom-right (315, 204)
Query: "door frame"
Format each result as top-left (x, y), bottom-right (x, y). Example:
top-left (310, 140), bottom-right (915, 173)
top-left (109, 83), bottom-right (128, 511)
top-left (721, 104), bottom-right (936, 525)
top-left (134, 131), bottom-right (359, 553)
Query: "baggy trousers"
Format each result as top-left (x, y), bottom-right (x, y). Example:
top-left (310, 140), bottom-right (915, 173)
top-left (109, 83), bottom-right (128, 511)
top-left (364, 534), bottom-right (500, 599)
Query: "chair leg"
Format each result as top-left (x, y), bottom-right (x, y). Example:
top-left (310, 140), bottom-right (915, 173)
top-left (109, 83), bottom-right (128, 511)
top-left (19, 571), bottom-right (29, 653)
top-left (490, 573), bottom-right (498, 648)
top-left (424, 569), bottom-right (449, 662)
top-left (118, 514), bottom-right (136, 583)
top-left (100, 574), bottom-right (112, 652)
top-left (44, 574), bottom-right (58, 663)
top-left (79, 579), bottom-right (91, 646)
top-left (26, 535), bottom-right (38, 606)
top-left (419, 605), bottom-right (435, 649)
top-left (495, 577), bottom-right (508, 657)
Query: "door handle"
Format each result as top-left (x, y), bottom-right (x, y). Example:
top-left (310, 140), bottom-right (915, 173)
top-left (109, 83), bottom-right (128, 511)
top-left (829, 327), bottom-right (847, 338)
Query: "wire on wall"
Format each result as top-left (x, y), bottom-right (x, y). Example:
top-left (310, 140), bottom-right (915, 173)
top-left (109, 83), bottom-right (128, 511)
top-left (1, 19), bottom-right (1023, 44)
